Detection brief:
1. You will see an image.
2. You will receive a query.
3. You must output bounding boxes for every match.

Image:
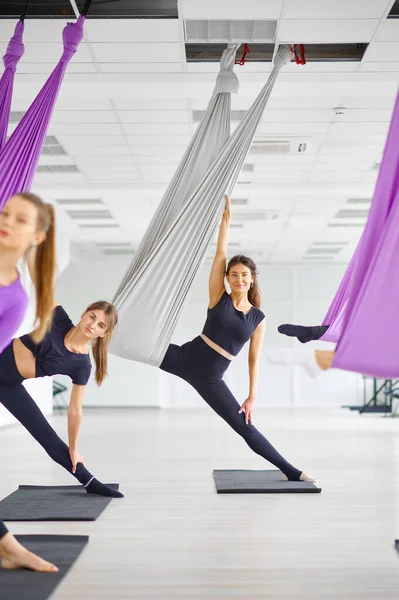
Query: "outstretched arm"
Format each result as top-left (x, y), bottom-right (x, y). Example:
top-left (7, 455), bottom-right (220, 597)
top-left (68, 384), bottom-right (86, 473)
top-left (238, 319), bottom-right (265, 424)
top-left (208, 195), bottom-right (230, 308)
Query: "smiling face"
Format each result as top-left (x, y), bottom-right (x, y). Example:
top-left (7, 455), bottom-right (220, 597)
top-left (226, 262), bottom-right (253, 293)
top-left (0, 195), bottom-right (46, 254)
top-left (78, 309), bottom-right (109, 341)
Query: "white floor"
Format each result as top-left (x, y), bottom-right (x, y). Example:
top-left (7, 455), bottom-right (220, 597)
top-left (1, 407), bottom-right (399, 599)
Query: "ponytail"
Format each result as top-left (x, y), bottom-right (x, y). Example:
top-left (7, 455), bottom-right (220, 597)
top-left (16, 193), bottom-right (57, 342)
top-left (248, 278), bottom-right (261, 309)
top-left (83, 301), bottom-right (118, 386)
top-left (32, 204), bottom-right (56, 342)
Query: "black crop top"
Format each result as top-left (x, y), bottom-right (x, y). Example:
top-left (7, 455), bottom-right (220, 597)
top-left (20, 306), bottom-right (92, 385)
top-left (202, 291), bottom-right (265, 356)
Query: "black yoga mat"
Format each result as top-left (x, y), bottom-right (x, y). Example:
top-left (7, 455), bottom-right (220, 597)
top-left (213, 470), bottom-right (321, 493)
top-left (0, 484), bottom-right (120, 521)
top-left (0, 534), bottom-right (88, 600)
top-left (395, 540), bottom-right (399, 553)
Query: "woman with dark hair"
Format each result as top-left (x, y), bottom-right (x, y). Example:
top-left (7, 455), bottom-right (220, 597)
top-left (158, 196), bottom-right (315, 482)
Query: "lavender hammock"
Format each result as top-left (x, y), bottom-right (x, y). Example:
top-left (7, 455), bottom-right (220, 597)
top-left (330, 91), bottom-right (399, 378)
top-left (0, 20), bottom-right (25, 150)
top-left (0, 16), bottom-right (85, 207)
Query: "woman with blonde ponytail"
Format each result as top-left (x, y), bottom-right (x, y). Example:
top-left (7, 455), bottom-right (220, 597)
top-left (0, 192), bottom-right (58, 573)
top-left (157, 195), bottom-right (316, 483)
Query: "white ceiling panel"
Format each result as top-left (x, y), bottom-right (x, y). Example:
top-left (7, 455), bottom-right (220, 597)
top-left (16, 63), bottom-right (97, 75)
top-left (129, 146), bottom-right (186, 156)
top-left (119, 110), bottom-right (189, 123)
top-left (135, 156), bottom-right (181, 166)
top-left (68, 146), bottom-right (131, 157)
top-left (85, 20), bottom-right (180, 43)
top-left (51, 111), bottom-right (118, 124)
top-left (113, 99), bottom-right (188, 110)
top-left (281, 0), bottom-right (391, 19)
top-left (263, 109), bottom-right (333, 122)
top-left (126, 135), bottom-right (191, 146)
top-left (122, 123), bottom-right (191, 135)
top-left (359, 62), bottom-right (399, 72)
top-left (282, 62), bottom-right (359, 73)
top-left (91, 43), bottom-right (183, 63)
top-left (20, 42), bottom-right (92, 63)
top-left (59, 135), bottom-right (127, 146)
top-left (329, 121), bottom-right (389, 134)
top-left (186, 63), bottom-right (272, 74)
top-left (258, 122), bottom-right (331, 134)
top-left (51, 124), bottom-right (121, 135)
top-left (373, 20), bottom-right (399, 42)
top-left (278, 19), bottom-right (379, 43)
top-left (339, 97), bottom-right (396, 109)
top-left (75, 156), bottom-right (135, 166)
top-left (99, 63), bottom-right (185, 73)
top-left (0, 19), bottom-right (65, 43)
top-left (180, 0), bottom-right (284, 20)
top-left (364, 42), bottom-right (399, 62)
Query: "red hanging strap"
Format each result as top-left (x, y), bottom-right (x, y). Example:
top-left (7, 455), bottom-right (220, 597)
top-left (235, 43), bottom-right (250, 66)
top-left (291, 44), bottom-right (306, 65)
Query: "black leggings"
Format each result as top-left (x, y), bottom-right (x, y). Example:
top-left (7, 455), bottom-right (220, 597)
top-left (160, 336), bottom-right (302, 480)
top-left (0, 343), bottom-right (94, 487)
top-left (0, 520), bottom-right (8, 539)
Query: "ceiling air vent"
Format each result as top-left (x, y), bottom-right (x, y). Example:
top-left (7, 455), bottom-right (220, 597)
top-left (78, 224), bottom-right (119, 229)
top-left (0, 0), bottom-right (178, 19)
top-left (242, 164), bottom-right (254, 172)
top-left (388, 1), bottom-right (399, 18)
top-left (36, 165), bottom-right (79, 173)
top-left (249, 140), bottom-right (290, 155)
top-left (327, 223), bottom-right (365, 229)
top-left (232, 211), bottom-right (280, 222)
top-left (231, 198), bottom-right (248, 205)
top-left (66, 209), bottom-right (113, 220)
top-left (306, 247), bottom-right (342, 255)
top-left (334, 209), bottom-right (369, 219)
top-left (185, 20), bottom-right (277, 43)
top-left (55, 198), bottom-right (104, 206)
top-left (186, 43), bottom-right (274, 63)
top-left (282, 43), bottom-right (368, 62)
top-left (345, 198), bottom-right (371, 205)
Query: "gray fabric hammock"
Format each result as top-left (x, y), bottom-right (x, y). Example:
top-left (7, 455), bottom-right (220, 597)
top-left (111, 44), bottom-right (292, 366)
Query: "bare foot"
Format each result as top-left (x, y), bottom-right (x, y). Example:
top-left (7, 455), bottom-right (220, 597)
top-left (0, 533), bottom-right (58, 572)
top-left (282, 472), bottom-right (318, 483)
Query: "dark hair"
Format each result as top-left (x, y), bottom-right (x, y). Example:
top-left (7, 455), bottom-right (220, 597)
top-left (226, 255), bottom-right (261, 309)
top-left (84, 301), bottom-right (118, 386)
top-left (16, 192), bottom-right (56, 342)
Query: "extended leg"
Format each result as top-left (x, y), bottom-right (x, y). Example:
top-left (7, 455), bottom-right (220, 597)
top-left (193, 377), bottom-right (303, 480)
top-left (0, 384), bottom-right (123, 497)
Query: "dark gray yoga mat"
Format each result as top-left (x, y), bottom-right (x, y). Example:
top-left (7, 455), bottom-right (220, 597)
top-left (0, 484), bottom-right (120, 521)
top-left (213, 470), bottom-right (321, 493)
top-left (0, 535), bottom-right (88, 600)
top-left (395, 540), bottom-right (399, 553)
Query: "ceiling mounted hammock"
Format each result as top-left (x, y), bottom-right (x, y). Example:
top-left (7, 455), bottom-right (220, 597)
top-left (328, 90), bottom-right (399, 378)
top-left (0, 7), bottom-right (89, 207)
top-left (111, 44), bottom-right (293, 366)
top-left (0, 19), bottom-right (25, 150)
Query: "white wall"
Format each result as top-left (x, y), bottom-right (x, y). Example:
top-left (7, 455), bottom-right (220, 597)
top-left (57, 258), bottom-right (362, 409)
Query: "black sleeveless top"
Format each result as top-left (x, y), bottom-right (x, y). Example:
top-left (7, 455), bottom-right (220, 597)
top-left (202, 291), bottom-right (265, 356)
top-left (20, 306), bottom-right (92, 385)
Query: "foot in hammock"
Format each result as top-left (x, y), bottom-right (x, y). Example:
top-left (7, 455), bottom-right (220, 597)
top-left (282, 472), bottom-right (318, 483)
top-left (85, 478), bottom-right (124, 498)
top-left (277, 324), bottom-right (329, 344)
top-left (0, 533), bottom-right (58, 572)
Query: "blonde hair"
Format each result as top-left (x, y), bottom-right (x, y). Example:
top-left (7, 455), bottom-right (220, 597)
top-left (84, 301), bottom-right (118, 386)
top-left (17, 192), bottom-right (57, 342)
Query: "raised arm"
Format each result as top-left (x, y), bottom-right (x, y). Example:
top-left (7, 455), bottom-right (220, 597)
top-left (208, 195), bottom-right (230, 308)
top-left (238, 319), bottom-right (265, 424)
top-left (68, 384), bottom-right (86, 473)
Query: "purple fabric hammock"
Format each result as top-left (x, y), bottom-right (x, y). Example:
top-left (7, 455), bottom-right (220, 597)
top-left (330, 91), bottom-right (399, 377)
top-left (0, 20), bottom-right (25, 150)
top-left (0, 16), bottom-right (85, 208)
